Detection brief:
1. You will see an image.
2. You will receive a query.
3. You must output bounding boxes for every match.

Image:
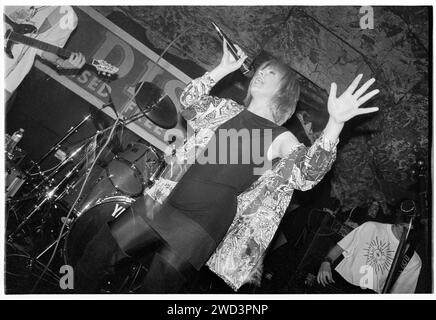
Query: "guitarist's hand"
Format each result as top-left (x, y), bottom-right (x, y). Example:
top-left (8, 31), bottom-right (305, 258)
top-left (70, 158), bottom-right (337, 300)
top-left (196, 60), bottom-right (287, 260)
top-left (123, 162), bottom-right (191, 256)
top-left (61, 52), bottom-right (86, 69)
top-left (317, 262), bottom-right (335, 287)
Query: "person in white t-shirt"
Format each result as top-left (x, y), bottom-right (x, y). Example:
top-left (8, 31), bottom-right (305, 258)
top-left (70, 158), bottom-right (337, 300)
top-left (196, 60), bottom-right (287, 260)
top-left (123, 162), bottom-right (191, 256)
top-left (317, 216), bottom-right (422, 293)
top-left (4, 6), bottom-right (85, 102)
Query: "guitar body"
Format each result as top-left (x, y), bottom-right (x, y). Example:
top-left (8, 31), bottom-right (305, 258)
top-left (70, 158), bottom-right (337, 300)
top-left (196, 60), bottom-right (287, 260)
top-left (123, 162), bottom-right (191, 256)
top-left (4, 14), bottom-right (37, 59)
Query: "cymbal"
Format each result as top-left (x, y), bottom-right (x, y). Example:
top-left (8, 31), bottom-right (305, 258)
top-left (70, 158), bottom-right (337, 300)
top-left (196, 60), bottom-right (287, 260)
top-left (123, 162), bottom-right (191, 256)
top-left (134, 82), bottom-right (178, 129)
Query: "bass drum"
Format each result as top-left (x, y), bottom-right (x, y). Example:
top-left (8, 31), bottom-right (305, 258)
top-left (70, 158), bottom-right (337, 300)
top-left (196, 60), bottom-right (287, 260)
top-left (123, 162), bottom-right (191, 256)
top-left (64, 196), bottom-right (135, 267)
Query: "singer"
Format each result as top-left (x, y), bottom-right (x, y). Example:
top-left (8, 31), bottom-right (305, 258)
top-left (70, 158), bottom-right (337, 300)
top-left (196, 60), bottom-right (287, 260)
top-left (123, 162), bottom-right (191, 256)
top-left (74, 39), bottom-right (380, 293)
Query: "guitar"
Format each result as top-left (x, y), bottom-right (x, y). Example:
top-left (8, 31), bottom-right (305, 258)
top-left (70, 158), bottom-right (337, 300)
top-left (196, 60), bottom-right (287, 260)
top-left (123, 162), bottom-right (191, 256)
top-left (4, 14), bottom-right (118, 76)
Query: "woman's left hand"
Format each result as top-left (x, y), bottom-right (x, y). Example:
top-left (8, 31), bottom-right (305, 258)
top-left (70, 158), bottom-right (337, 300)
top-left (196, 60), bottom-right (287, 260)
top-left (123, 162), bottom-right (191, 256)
top-left (62, 52), bottom-right (86, 69)
top-left (328, 74), bottom-right (380, 125)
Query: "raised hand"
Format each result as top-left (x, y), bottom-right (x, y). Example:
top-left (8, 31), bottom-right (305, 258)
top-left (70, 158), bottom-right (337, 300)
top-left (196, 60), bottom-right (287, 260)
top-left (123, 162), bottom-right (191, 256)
top-left (218, 40), bottom-right (248, 74)
top-left (328, 74), bottom-right (380, 125)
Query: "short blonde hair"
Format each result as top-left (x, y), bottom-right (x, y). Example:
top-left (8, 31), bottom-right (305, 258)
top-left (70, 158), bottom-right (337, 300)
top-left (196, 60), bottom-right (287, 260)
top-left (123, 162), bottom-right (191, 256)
top-left (244, 60), bottom-right (300, 125)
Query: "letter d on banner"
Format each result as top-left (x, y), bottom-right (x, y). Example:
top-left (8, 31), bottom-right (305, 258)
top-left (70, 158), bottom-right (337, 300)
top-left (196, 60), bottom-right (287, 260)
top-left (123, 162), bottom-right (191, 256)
top-left (94, 31), bottom-right (134, 78)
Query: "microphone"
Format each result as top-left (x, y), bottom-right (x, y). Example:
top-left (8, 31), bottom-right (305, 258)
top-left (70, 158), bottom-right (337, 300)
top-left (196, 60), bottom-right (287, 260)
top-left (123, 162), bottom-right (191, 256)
top-left (211, 21), bottom-right (252, 76)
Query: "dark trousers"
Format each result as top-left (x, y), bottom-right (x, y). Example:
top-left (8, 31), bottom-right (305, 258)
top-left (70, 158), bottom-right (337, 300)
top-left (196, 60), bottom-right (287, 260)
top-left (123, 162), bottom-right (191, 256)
top-left (74, 207), bottom-right (196, 293)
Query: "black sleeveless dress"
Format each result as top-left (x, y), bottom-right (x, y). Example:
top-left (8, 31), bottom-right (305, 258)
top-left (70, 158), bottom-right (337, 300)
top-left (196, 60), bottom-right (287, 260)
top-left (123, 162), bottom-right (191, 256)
top-left (139, 109), bottom-right (288, 269)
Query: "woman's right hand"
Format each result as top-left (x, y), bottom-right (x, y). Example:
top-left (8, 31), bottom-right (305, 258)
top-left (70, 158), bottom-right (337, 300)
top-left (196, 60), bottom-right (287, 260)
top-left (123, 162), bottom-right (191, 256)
top-left (209, 40), bottom-right (248, 82)
top-left (218, 40), bottom-right (248, 72)
top-left (317, 261), bottom-right (335, 287)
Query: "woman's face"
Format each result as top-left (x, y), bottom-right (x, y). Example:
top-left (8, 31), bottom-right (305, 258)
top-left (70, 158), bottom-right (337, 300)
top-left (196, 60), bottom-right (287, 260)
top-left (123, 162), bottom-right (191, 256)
top-left (249, 65), bottom-right (283, 102)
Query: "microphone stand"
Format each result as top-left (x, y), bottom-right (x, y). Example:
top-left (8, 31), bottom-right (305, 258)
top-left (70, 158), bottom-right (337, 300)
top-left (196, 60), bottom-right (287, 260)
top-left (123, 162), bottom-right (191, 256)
top-left (28, 115), bottom-right (91, 174)
top-left (7, 150), bottom-right (93, 241)
top-left (25, 144), bottom-right (86, 196)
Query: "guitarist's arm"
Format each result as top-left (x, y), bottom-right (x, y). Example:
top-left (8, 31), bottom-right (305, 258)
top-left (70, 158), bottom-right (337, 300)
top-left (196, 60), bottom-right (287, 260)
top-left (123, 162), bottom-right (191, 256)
top-left (317, 245), bottom-right (344, 287)
top-left (41, 51), bottom-right (85, 70)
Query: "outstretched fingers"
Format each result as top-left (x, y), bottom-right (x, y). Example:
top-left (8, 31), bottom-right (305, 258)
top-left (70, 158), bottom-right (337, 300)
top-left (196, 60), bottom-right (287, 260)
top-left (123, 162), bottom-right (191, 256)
top-left (345, 73), bottom-right (363, 95)
top-left (356, 106), bottom-right (379, 116)
top-left (328, 82), bottom-right (337, 102)
top-left (357, 89), bottom-right (380, 106)
top-left (354, 78), bottom-right (376, 98)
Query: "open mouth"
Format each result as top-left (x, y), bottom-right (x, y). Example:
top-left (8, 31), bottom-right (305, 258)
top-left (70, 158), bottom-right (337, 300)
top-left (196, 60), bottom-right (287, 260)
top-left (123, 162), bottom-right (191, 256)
top-left (253, 77), bottom-right (263, 86)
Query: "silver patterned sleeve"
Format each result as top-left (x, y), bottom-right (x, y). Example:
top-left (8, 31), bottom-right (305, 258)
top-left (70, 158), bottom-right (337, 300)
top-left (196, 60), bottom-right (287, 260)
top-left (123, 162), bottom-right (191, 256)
top-left (279, 132), bottom-right (339, 191)
top-left (179, 72), bottom-right (216, 115)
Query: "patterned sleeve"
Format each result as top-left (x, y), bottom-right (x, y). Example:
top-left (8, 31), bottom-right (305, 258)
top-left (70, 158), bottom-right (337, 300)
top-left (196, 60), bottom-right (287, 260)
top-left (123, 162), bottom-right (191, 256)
top-left (179, 72), bottom-right (218, 116)
top-left (279, 132), bottom-right (339, 191)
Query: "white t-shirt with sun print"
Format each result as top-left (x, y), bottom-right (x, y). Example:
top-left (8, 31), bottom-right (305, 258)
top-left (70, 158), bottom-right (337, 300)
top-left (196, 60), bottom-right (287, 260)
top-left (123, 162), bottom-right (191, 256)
top-left (335, 221), bottom-right (421, 293)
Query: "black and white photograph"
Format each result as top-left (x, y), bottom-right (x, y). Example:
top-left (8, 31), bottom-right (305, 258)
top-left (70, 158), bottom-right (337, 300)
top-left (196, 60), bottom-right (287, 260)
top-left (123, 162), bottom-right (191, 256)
top-left (1, 2), bottom-right (433, 300)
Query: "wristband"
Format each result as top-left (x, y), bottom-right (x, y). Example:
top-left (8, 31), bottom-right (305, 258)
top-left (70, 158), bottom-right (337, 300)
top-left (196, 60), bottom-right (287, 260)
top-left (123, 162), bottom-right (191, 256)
top-left (323, 257), bottom-right (333, 265)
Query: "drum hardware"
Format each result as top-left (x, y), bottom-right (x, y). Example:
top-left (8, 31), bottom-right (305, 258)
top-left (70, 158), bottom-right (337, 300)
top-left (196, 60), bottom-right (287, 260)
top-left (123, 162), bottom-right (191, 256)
top-left (148, 154), bottom-right (167, 186)
top-left (24, 144), bottom-right (87, 198)
top-left (7, 121), bottom-right (96, 219)
top-left (5, 143), bottom-right (91, 220)
top-left (27, 115), bottom-right (91, 175)
top-left (29, 116), bottom-right (126, 293)
top-left (6, 242), bottom-right (61, 292)
top-left (54, 171), bottom-right (94, 215)
top-left (7, 91), bottom-right (171, 293)
top-left (35, 229), bottom-right (70, 260)
top-left (7, 147), bottom-right (96, 242)
top-left (64, 142), bottom-right (161, 218)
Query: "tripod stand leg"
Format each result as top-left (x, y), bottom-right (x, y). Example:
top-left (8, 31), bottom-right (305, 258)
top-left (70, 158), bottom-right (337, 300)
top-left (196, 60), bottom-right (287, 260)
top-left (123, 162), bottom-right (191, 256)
top-left (36, 230), bottom-right (69, 260)
top-left (8, 197), bottom-right (49, 241)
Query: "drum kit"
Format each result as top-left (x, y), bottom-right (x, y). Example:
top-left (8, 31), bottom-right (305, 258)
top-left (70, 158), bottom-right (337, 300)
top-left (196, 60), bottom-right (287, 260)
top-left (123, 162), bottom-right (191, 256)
top-left (5, 83), bottom-right (178, 293)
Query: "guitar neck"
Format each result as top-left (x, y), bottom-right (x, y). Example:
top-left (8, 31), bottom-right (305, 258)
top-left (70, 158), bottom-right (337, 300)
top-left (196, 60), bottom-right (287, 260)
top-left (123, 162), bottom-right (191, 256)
top-left (8, 31), bottom-right (93, 65)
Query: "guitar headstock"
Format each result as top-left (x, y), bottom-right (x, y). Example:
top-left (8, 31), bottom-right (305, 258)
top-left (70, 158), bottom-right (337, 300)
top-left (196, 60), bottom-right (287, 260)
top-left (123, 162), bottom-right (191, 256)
top-left (91, 59), bottom-right (119, 77)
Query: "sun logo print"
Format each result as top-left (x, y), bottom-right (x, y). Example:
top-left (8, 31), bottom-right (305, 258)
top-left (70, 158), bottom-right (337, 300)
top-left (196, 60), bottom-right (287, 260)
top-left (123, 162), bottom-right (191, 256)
top-left (363, 237), bottom-right (395, 275)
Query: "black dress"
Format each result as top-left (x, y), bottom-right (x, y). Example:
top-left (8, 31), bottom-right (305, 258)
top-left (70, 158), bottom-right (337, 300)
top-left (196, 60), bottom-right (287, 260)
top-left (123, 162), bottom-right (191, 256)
top-left (139, 109), bottom-right (288, 269)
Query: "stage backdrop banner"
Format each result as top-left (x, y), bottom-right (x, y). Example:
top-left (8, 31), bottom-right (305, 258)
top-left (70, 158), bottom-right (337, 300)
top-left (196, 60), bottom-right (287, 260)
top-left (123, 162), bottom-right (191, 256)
top-left (34, 6), bottom-right (191, 152)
